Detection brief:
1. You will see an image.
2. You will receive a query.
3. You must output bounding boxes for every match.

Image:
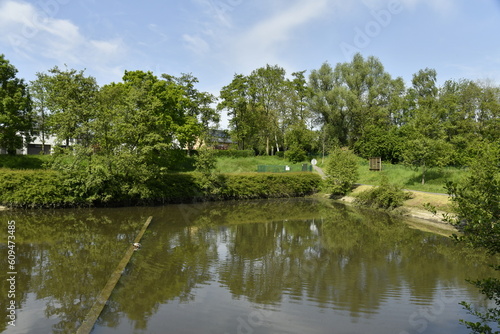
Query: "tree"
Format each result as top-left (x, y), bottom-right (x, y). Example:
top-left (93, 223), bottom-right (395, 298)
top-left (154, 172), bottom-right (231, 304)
top-left (283, 71), bottom-right (316, 161)
top-left (324, 147), bottom-right (359, 195)
top-left (248, 64), bottom-right (288, 155)
top-left (401, 68), bottom-right (452, 184)
top-left (218, 74), bottom-right (257, 150)
top-left (43, 66), bottom-right (99, 148)
top-left (163, 73), bottom-right (219, 152)
top-left (309, 54), bottom-right (405, 159)
top-left (0, 54), bottom-right (33, 154)
top-left (445, 142), bottom-right (500, 333)
top-left (29, 72), bottom-right (51, 154)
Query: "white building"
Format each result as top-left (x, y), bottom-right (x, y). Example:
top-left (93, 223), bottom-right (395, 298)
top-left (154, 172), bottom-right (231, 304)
top-left (0, 134), bottom-right (74, 155)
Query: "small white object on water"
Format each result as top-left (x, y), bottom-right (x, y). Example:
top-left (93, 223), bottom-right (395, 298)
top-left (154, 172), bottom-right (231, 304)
top-left (133, 242), bottom-right (141, 250)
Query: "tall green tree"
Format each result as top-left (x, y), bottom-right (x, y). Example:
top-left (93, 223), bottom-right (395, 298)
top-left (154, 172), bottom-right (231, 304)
top-left (43, 66), bottom-right (99, 148)
top-left (0, 54), bottom-right (32, 154)
top-left (401, 68), bottom-right (452, 184)
top-left (248, 64), bottom-right (288, 155)
top-left (309, 54), bottom-right (405, 161)
top-left (218, 74), bottom-right (257, 150)
top-left (163, 73), bottom-right (219, 151)
top-left (283, 70), bottom-right (316, 161)
top-left (29, 72), bottom-right (51, 154)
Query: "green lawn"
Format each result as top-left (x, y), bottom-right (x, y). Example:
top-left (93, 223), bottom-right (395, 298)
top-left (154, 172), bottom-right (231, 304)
top-left (216, 155), bottom-right (310, 173)
top-left (356, 158), bottom-right (467, 194)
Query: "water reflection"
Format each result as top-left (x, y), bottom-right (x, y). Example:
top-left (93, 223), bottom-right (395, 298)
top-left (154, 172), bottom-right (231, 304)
top-left (0, 199), bottom-right (498, 334)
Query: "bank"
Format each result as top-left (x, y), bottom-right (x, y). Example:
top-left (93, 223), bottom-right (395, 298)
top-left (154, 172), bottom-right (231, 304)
top-left (332, 184), bottom-right (458, 234)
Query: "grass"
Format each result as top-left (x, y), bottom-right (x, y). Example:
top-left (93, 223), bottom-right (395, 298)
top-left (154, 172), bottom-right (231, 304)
top-left (0, 153), bottom-right (466, 196)
top-left (356, 158), bottom-right (467, 194)
top-left (216, 155), bottom-right (310, 173)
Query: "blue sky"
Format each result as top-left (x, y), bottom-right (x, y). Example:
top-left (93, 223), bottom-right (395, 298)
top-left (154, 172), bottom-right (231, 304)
top-left (1, 0), bottom-right (499, 121)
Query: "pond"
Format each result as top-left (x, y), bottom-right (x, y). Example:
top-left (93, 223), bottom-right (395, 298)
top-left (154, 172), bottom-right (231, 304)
top-left (0, 198), bottom-right (498, 334)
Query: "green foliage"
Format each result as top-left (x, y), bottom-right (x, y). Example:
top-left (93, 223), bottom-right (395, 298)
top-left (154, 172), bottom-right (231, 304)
top-left (0, 54), bottom-right (33, 154)
top-left (0, 169), bottom-right (79, 208)
top-left (445, 142), bottom-right (500, 333)
top-left (354, 126), bottom-right (403, 163)
top-left (285, 145), bottom-right (307, 163)
top-left (309, 54), bottom-right (405, 149)
top-left (0, 167), bottom-right (321, 208)
top-left (446, 142), bottom-right (500, 252)
top-left (324, 147), bottom-right (359, 195)
top-left (43, 66), bottom-right (99, 147)
top-left (219, 173), bottom-right (321, 200)
top-left (355, 174), bottom-right (413, 210)
top-left (0, 154), bottom-right (51, 169)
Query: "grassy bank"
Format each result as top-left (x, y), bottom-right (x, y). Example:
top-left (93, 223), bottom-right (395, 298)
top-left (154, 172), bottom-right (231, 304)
top-left (216, 155), bottom-right (309, 173)
top-left (356, 159), bottom-right (466, 193)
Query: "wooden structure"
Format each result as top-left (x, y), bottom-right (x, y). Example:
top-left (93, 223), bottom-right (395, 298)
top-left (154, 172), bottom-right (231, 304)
top-left (369, 157), bottom-right (382, 171)
top-left (76, 216), bottom-right (153, 334)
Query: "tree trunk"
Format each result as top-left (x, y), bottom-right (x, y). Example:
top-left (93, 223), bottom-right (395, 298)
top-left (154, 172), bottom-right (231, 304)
top-left (421, 164), bottom-right (426, 185)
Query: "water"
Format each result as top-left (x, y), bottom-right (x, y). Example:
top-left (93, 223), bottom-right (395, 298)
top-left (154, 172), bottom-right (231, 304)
top-left (0, 198), bottom-right (498, 334)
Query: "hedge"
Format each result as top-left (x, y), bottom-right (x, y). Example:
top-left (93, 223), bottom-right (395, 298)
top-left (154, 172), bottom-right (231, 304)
top-left (0, 169), bottom-right (321, 208)
top-left (0, 169), bottom-right (81, 208)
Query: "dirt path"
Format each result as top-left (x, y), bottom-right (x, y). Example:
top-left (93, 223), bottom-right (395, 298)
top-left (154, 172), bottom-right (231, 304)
top-left (312, 165), bottom-right (456, 233)
top-left (312, 165), bottom-right (327, 179)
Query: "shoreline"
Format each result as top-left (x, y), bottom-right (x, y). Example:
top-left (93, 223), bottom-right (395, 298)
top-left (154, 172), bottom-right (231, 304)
top-left (336, 193), bottom-right (458, 235)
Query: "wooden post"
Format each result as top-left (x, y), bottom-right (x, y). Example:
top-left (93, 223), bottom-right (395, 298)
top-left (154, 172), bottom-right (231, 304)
top-left (76, 216), bottom-right (153, 334)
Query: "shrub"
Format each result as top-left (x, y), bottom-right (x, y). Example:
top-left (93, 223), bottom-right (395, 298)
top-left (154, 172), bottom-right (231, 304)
top-left (324, 147), bottom-right (359, 195)
top-left (354, 175), bottom-right (413, 210)
top-left (219, 173), bottom-right (321, 200)
top-left (285, 146), bottom-right (307, 163)
top-left (0, 169), bottom-right (80, 208)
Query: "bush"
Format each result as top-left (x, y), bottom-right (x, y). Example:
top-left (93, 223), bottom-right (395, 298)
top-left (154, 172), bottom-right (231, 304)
top-left (0, 169), bottom-right (81, 208)
top-left (285, 146), bottom-right (307, 163)
top-left (324, 148), bottom-right (359, 195)
top-left (219, 173), bottom-right (321, 200)
top-left (354, 175), bottom-right (412, 210)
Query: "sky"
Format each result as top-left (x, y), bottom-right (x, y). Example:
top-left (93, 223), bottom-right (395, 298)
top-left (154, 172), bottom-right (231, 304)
top-left (1, 0), bottom-right (500, 127)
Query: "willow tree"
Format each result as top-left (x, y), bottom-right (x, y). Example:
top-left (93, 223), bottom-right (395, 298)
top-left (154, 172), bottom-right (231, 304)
top-left (309, 54), bottom-right (405, 160)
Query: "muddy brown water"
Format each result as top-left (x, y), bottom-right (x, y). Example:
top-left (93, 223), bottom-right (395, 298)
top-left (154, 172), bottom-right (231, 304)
top-left (0, 198), bottom-right (498, 334)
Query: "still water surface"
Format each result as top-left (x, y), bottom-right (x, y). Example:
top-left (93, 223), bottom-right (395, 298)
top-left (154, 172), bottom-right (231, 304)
top-left (0, 198), bottom-right (498, 334)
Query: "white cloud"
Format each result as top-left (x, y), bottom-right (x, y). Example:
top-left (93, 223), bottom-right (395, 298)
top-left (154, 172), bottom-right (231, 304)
top-left (228, 0), bottom-right (332, 70)
top-left (183, 33), bottom-right (210, 55)
top-left (0, 0), bottom-right (126, 78)
top-left (398, 0), bottom-right (455, 14)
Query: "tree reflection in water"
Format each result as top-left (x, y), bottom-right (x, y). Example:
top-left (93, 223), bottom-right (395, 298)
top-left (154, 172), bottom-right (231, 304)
top-left (0, 199), bottom-right (497, 334)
